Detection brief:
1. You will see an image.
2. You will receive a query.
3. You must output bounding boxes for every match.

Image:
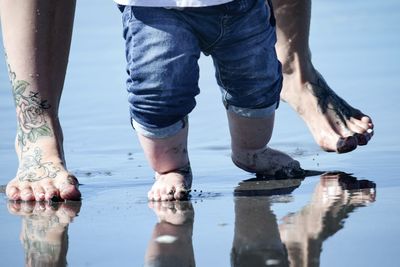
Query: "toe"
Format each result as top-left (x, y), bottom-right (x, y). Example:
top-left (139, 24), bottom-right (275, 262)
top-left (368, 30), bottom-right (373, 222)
top-left (44, 185), bottom-right (60, 201)
top-left (152, 188), bottom-right (162, 202)
top-left (32, 185), bottom-right (45, 201)
top-left (353, 132), bottom-right (371, 146)
top-left (57, 175), bottom-right (81, 201)
top-left (174, 187), bottom-right (189, 200)
top-left (161, 186), bottom-right (175, 201)
top-left (6, 184), bottom-right (20, 201)
top-left (59, 183), bottom-right (81, 201)
top-left (336, 135), bottom-right (358, 153)
top-left (20, 186), bottom-right (35, 202)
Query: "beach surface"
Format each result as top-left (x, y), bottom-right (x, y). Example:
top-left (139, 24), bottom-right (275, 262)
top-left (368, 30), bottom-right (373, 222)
top-left (1, 0), bottom-right (400, 266)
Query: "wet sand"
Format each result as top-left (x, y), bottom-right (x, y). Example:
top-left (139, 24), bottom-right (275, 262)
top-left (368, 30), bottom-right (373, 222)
top-left (1, 0), bottom-right (400, 266)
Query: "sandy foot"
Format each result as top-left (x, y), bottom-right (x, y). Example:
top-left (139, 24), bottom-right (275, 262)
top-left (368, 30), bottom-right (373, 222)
top-left (148, 165), bottom-right (192, 201)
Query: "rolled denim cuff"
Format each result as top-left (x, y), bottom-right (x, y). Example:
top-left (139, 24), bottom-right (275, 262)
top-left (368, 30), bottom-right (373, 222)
top-left (131, 116), bottom-right (187, 139)
top-left (226, 102), bottom-right (278, 118)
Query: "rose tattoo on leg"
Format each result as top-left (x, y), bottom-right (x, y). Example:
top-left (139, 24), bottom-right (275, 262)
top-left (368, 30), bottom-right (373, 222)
top-left (8, 64), bottom-right (53, 150)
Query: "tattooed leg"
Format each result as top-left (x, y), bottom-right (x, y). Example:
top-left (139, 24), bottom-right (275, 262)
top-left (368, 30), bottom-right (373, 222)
top-left (270, 0), bottom-right (374, 153)
top-left (0, 0), bottom-right (80, 201)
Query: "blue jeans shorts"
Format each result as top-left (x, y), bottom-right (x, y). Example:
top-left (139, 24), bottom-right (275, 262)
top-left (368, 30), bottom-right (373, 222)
top-left (119, 0), bottom-right (282, 138)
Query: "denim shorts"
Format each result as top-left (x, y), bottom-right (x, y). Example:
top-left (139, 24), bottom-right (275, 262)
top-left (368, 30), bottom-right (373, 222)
top-left (119, 0), bottom-right (282, 138)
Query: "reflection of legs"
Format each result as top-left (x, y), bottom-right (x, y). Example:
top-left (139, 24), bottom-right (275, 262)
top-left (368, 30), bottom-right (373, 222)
top-left (1, 0), bottom-right (80, 201)
top-left (229, 111), bottom-right (303, 177)
top-left (139, 126), bottom-right (192, 201)
top-left (278, 173), bottom-right (376, 266)
top-left (232, 196), bottom-right (289, 267)
top-left (271, 0), bottom-right (374, 153)
top-left (7, 201), bottom-right (81, 267)
top-left (145, 201), bottom-right (195, 267)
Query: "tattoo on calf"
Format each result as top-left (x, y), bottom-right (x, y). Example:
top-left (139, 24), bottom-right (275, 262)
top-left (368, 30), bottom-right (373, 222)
top-left (7, 62), bottom-right (53, 148)
top-left (17, 148), bottom-right (61, 182)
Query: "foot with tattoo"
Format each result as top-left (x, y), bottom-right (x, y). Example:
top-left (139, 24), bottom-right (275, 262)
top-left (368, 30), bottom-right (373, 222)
top-left (281, 70), bottom-right (374, 153)
top-left (5, 68), bottom-right (80, 202)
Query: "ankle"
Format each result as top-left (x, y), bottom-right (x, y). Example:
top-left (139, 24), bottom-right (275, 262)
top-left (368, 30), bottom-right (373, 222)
top-left (155, 161), bottom-right (191, 176)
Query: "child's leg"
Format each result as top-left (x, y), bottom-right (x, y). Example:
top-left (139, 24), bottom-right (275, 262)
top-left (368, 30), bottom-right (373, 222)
top-left (137, 124), bottom-right (192, 201)
top-left (1, 0), bottom-right (80, 201)
top-left (271, 0), bottom-right (373, 153)
top-left (206, 0), bottom-right (303, 177)
top-left (120, 6), bottom-right (200, 201)
top-left (228, 111), bottom-right (301, 177)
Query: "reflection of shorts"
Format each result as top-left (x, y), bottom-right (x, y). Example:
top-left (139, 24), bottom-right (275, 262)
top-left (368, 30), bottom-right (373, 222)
top-left (119, 0), bottom-right (282, 138)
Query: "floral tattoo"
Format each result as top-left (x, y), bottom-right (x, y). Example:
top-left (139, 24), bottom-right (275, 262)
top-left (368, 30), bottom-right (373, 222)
top-left (8, 63), bottom-right (53, 148)
top-left (18, 148), bottom-right (61, 182)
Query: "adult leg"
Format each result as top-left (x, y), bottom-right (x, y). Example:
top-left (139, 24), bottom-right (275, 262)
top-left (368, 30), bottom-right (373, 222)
top-left (271, 0), bottom-right (373, 153)
top-left (1, 0), bottom-right (80, 201)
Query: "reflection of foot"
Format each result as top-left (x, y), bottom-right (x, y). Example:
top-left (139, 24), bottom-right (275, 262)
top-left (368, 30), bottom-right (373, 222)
top-left (281, 71), bottom-right (374, 153)
top-left (8, 201), bottom-right (81, 267)
top-left (149, 201), bottom-right (194, 225)
top-left (279, 172), bottom-right (376, 266)
top-left (145, 201), bottom-right (195, 267)
top-left (234, 177), bottom-right (303, 197)
top-left (232, 147), bottom-right (304, 178)
top-left (6, 121), bottom-right (81, 201)
top-left (148, 165), bottom-right (192, 201)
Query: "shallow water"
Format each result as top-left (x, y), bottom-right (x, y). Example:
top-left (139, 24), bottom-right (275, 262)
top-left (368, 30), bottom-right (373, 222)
top-left (1, 0), bottom-right (400, 266)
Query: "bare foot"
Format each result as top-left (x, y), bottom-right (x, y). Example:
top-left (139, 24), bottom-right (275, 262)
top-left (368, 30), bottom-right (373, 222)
top-left (281, 71), bottom-right (374, 153)
top-left (6, 120), bottom-right (81, 202)
top-left (232, 147), bottom-right (304, 178)
top-left (6, 145), bottom-right (81, 202)
top-left (148, 165), bottom-right (192, 201)
top-left (7, 201), bottom-right (81, 267)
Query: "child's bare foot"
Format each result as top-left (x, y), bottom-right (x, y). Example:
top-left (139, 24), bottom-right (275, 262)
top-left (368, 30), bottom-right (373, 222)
top-left (148, 165), bottom-right (192, 201)
top-left (281, 71), bottom-right (374, 153)
top-left (232, 147), bottom-right (304, 178)
top-left (7, 201), bottom-right (81, 267)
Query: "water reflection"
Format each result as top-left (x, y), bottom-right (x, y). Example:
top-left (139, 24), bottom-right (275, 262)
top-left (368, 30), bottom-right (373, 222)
top-left (145, 201), bottom-right (195, 267)
top-left (7, 201), bottom-right (81, 267)
top-left (233, 172), bottom-right (376, 267)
